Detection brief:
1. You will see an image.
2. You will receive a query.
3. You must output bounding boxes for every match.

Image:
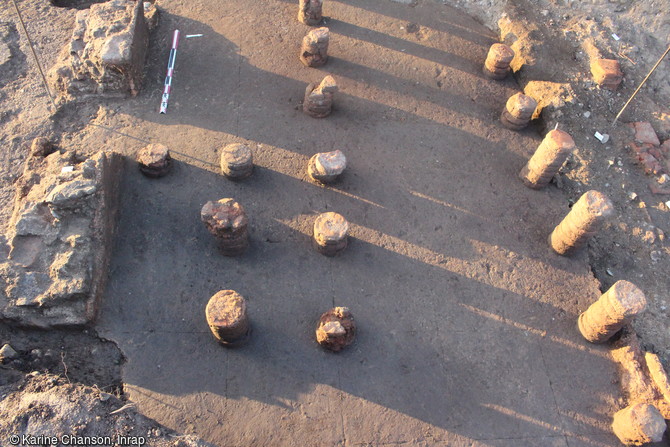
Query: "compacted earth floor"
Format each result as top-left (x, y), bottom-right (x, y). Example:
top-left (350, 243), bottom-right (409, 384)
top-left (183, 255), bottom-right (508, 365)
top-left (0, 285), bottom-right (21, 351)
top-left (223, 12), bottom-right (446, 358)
top-left (1, 0), bottom-right (669, 446)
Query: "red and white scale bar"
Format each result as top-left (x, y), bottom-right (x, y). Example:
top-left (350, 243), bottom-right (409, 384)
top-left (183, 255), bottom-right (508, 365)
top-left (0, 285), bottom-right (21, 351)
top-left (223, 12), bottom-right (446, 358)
top-left (159, 30), bottom-right (180, 114)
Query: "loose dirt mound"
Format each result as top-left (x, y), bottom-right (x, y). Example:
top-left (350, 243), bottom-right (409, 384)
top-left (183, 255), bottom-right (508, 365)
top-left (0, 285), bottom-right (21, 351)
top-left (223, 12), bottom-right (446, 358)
top-left (0, 372), bottom-right (215, 447)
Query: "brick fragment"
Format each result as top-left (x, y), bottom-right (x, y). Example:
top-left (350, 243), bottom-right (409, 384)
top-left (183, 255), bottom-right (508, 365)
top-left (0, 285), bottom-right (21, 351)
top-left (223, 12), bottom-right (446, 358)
top-left (591, 59), bottom-right (623, 90)
top-left (632, 122), bottom-right (661, 146)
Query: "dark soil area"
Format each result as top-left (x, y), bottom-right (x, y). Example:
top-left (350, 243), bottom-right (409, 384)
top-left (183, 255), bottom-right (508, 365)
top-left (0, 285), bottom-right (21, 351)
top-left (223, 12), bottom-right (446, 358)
top-left (0, 324), bottom-right (123, 392)
top-left (0, 0), bottom-right (669, 445)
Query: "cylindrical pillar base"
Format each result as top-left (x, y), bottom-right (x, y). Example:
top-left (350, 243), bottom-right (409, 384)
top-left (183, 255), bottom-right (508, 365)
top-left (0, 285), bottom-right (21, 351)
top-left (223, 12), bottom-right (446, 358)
top-left (316, 307), bottom-right (356, 352)
top-left (206, 290), bottom-right (250, 345)
top-left (300, 27), bottom-right (329, 67)
top-left (612, 403), bottom-right (666, 446)
top-left (137, 143), bottom-right (172, 178)
top-left (549, 190), bottom-right (614, 256)
top-left (483, 43), bottom-right (514, 80)
top-left (520, 130), bottom-right (575, 189)
top-left (298, 0), bottom-right (323, 25)
top-left (313, 212), bottom-right (349, 256)
top-left (303, 75), bottom-right (338, 118)
top-left (578, 280), bottom-right (646, 343)
top-left (500, 93), bottom-right (536, 130)
top-left (220, 143), bottom-right (253, 179)
top-left (308, 150), bottom-right (346, 183)
top-left (201, 198), bottom-right (249, 256)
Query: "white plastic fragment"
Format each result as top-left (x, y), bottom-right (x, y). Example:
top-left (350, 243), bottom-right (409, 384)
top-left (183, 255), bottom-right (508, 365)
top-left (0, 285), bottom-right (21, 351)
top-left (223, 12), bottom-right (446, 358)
top-left (612, 33), bottom-right (621, 41)
top-left (185, 34), bottom-right (204, 38)
top-left (583, 111), bottom-right (591, 118)
top-left (61, 166), bottom-right (74, 173)
top-left (594, 132), bottom-right (610, 144)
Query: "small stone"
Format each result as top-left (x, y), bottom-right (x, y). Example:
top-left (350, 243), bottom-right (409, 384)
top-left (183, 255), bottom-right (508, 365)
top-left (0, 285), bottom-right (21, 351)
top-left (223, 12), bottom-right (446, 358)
top-left (316, 307), bottom-right (356, 352)
top-left (322, 321), bottom-right (346, 336)
top-left (303, 75), bottom-right (338, 118)
top-left (206, 290), bottom-right (250, 345)
top-left (0, 344), bottom-right (18, 361)
top-left (201, 198), bottom-right (249, 256)
top-left (591, 59), bottom-right (623, 90)
top-left (660, 174), bottom-right (670, 184)
top-left (13, 202), bottom-right (56, 237)
top-left (0, 41), bottom-right (10, 67)
top-left (630, 142), bottom-right (654, 155)
top-left (101, 34), bottom-right (132, 67)
top-left (632, 122), bottom-right (661, 146)
top-left (143, 2), bottom-right (159, 30)
top-left (220, 143), bottom-right (253, 179)
top-left (30, 137), bottom-right (56, 157)
top-left (583, 111), bottom-right (591, 118)
top-left (46, 179), bottom-right (98, 209)
top-left (300, 27), bottom-right (329, 67)
top-left (137, 143), bottom-right (172, 178)
top-left (308, 150), bottom-right (346, 183)
top-left (313, 212), bottom-right (349, 256)
top-left (637, 152), bottom-right (662, 175)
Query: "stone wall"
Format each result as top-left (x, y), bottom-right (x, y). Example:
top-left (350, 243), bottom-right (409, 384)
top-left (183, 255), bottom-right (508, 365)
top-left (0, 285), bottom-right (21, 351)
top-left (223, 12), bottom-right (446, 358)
top-left (48, 0), bottom-right (149, 102)
top-left (0, 148), bottom-right (122, 327)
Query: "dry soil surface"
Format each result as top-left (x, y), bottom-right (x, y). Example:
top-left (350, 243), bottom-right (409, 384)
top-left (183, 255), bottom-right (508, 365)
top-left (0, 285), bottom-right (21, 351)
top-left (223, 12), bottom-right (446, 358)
top-left (0, 0), bottom-right (669, 446)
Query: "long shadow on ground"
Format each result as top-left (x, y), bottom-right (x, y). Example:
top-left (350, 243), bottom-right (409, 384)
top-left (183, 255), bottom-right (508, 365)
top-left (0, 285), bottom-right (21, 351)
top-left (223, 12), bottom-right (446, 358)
top-left (95, 1), bottom-right (621, 446)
